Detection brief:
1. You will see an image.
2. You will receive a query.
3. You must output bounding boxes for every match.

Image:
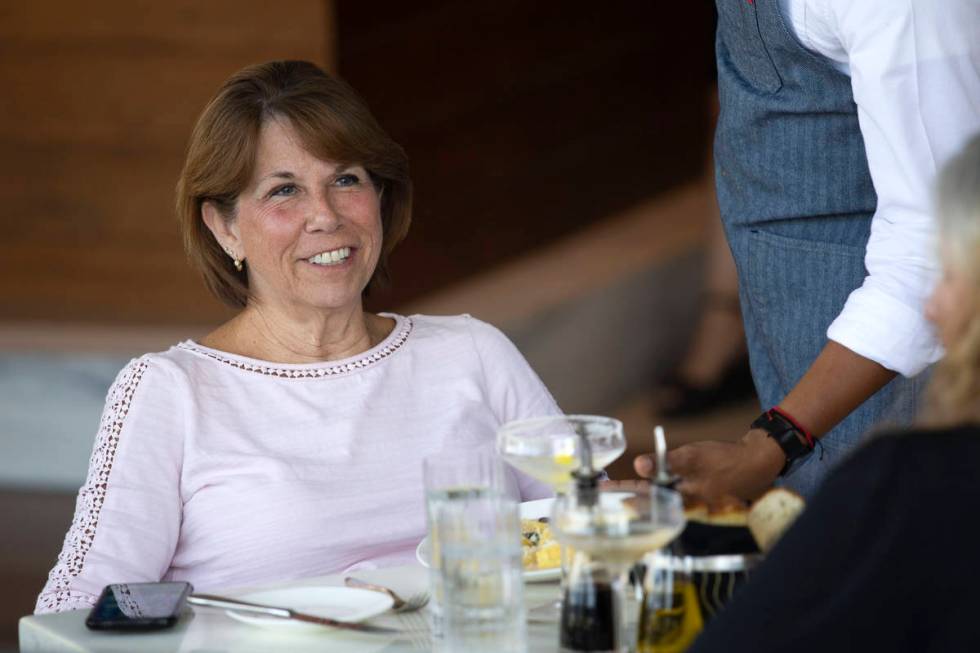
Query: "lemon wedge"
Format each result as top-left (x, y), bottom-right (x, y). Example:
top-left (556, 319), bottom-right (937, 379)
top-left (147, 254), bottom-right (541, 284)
top-left (554, 453), bottom-right (575, 467)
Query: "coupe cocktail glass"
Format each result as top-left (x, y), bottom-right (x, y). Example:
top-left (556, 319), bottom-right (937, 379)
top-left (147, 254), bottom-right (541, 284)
top-left (497, 415), bottom-right (626, 621)
top-left (553, 483), bottom-right (686, 652)
top-left (497, 415), bottom-right (626, 494)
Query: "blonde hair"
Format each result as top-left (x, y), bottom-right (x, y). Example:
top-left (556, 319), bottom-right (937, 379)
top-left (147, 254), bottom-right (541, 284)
top-left (923, 132), bottom-right (980, 426)
top-left (175, 61), bottom-right (412, 308)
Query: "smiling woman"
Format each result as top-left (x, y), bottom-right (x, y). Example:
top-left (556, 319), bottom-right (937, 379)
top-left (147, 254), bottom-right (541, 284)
top-left (199, 118), bottom-right (390, 362)
top-left (179, 61), bottom-right (410, 308)
top-left (34, 61), bottom-right (562, 614)
top-left (176, 61), bottom-right (412, 363)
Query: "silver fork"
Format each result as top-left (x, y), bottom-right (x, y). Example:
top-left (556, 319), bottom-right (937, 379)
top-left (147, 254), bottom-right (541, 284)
top-left (344, 577), bottom-right (430, 613)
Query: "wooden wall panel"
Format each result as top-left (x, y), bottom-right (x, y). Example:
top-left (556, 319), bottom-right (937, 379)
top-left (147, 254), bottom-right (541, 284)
top-left (0, 1), bottom-right (331, 325)
top-left (337, 1), bottom-right (717, 312)
top-left (0, 1), bottom-right (716, 328)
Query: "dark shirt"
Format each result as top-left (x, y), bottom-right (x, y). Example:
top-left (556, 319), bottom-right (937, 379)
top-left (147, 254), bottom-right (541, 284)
top-left (690, 424), bottom-right (980, 653)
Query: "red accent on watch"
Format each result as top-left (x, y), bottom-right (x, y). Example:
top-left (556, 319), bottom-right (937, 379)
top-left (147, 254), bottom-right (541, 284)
top-left (769, 406), bottom-right (815, 449)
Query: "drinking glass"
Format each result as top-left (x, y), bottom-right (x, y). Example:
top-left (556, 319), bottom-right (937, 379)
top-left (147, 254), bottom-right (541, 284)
top-left (497, 415), bottom-right (626, 621)
top-left (423, 451), bottom-right (526, 652)
top-left (637, 550), bottom-right (760, 652)
top-left (497, 415), bottom-right (626, 493)
top-left (637, 551), bottom-right (702, 653)
top-left (553, 483), bottom-right (686, 652)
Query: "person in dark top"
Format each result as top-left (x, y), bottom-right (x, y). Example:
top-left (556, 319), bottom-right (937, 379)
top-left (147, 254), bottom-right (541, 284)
top-left (689, 132), bottom-right (980, 652)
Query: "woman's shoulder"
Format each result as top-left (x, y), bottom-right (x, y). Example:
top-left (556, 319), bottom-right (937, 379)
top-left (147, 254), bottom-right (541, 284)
top-left (404, 312), bottom-right (484, 330)
top-left (389, 314), bottom-right (529, 372)
top-left (403, 313), bottom-right (509, 344)
top-left (111, 342), bottom-right (215, 387)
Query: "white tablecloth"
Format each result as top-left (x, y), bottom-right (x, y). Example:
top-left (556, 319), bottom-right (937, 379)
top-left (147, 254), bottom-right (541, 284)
top-left (19, 565), bottom-right (565, 652)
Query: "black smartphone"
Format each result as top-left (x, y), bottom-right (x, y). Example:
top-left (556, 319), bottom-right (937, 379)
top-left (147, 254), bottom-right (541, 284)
top-left (85, 581), bottom-right (193, 631)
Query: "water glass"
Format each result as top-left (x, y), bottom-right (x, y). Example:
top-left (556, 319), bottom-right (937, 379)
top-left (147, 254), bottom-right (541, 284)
top-left (423, 452), bottom-right (527, 652)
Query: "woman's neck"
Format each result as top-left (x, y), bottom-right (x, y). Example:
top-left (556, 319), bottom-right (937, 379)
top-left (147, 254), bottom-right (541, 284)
top-left (201, 303), bottom-right (394, 364)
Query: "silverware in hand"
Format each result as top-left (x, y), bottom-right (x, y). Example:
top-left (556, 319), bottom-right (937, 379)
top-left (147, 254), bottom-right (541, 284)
top-left (343, 577), bottom-right (430, 613)
top-left (187, 593), bottom-right (401, 634)
top-left (654, 425), bottom-right (680, 488)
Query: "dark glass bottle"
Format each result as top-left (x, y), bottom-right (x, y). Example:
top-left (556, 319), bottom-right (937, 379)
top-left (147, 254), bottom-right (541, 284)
top-left (560, 552), bottom-right (618, 652)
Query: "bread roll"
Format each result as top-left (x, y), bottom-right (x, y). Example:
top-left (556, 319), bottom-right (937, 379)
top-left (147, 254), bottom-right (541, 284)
top-left (747, 487), bottom-right (806, 552)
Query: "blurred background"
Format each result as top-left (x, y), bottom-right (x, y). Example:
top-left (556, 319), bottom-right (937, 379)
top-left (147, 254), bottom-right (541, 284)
top-left (0, 1), bottom-right (757, 648)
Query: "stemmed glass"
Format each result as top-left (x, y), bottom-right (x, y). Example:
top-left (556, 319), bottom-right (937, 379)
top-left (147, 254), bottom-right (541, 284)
top-left (496, 415), bottom-right (626, 494)
top-left (496, 415), bottom-right (626, 621)
top-left (552, 483), bottom-right (686, 652)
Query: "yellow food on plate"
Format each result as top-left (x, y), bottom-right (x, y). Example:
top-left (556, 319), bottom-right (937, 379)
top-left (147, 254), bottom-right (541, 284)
top-left (521, 517), bottom-right (560, 570)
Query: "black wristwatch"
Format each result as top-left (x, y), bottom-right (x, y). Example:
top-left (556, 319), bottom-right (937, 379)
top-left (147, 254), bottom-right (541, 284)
top-left (751, 408), bottom-right (815, 476)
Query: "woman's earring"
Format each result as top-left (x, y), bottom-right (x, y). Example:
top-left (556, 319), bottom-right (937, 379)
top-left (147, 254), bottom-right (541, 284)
top-left (224, 247), bottom-right (243, 272)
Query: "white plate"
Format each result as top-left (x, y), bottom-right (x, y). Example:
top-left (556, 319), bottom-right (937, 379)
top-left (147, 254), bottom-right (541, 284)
top-left (416, 497), bottom-right (560, 582)
top-left (223, 586), bottom-right (394, 631)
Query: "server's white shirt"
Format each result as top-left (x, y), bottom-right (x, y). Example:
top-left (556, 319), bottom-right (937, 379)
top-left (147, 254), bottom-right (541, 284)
top-left (778, 0), bottom-right (980, 377)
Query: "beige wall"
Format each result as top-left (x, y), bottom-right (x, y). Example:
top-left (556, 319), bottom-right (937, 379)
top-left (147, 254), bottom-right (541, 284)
top-left (0, 1), bottom-right (333, 326)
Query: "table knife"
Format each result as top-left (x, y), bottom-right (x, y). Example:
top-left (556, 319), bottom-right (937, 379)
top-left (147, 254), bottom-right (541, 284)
top-left (187, 593), bottom-right (400, 634)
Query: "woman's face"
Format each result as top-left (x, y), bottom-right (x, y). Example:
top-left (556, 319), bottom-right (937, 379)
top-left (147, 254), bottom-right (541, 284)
top-left (925, 246), bottom-right (975, 349)
top-left (211, 118), bottom-right (383, 316)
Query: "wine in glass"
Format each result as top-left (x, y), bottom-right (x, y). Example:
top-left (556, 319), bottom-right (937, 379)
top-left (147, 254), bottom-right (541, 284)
top-left (496, 415), bottom-right (627, 623)
top-left (497, 415), bottom-right (626, 492)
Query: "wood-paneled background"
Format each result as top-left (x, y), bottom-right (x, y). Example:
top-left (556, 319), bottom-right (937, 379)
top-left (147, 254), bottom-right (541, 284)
top-left (0, 4), bottom-right (718, 645)
top-left (0, 1), bottom-right (714, 328)
top-left (0, 1), bottom-right (332, 326)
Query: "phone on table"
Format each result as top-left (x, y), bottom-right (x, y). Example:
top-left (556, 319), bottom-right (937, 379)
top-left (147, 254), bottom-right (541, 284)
top-left (86, 581), bottom-right (193, 631)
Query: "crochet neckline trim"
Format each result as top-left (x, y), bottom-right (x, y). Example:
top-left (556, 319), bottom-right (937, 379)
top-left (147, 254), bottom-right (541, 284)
top-left (177, 313), bottom-right (413, 378)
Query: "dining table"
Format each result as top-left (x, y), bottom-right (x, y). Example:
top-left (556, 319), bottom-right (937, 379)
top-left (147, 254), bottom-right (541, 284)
top-left (18, 565), bottom-right (566, 652)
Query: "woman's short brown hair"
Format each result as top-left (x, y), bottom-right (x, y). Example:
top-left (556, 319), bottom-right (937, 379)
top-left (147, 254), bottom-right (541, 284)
top-left (176, 60), bottom-right (412, 308)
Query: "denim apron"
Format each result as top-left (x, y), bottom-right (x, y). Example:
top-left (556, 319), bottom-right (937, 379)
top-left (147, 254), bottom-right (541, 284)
top-left (713, 0), bottom-right (924, 499)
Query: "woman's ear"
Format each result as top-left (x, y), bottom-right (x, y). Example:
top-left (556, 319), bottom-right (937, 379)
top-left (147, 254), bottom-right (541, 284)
top-left (202, 201), bottom-right (242, 259)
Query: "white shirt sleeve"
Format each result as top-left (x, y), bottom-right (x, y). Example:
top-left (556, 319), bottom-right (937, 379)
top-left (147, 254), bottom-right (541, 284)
top-left (790, 0), bottom-right (980, 377)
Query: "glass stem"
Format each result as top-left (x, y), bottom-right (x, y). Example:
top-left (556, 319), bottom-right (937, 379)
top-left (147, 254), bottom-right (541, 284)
top-left (556, 490), bottom-right (570, 595)
top-left (612, 564), bottom-right (637, 653)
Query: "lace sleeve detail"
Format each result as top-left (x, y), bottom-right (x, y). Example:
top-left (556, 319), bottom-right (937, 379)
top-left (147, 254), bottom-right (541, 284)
top-left (35, 358), bottom-right (149, 614)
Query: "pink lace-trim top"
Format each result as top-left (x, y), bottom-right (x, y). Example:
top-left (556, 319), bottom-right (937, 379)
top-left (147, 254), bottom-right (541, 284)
top-left (36, 314), bottom-right (559, 613)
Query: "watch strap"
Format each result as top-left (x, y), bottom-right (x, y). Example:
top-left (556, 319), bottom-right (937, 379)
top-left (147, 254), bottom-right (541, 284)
top-left (751, 407), bottom-right (815, 476)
